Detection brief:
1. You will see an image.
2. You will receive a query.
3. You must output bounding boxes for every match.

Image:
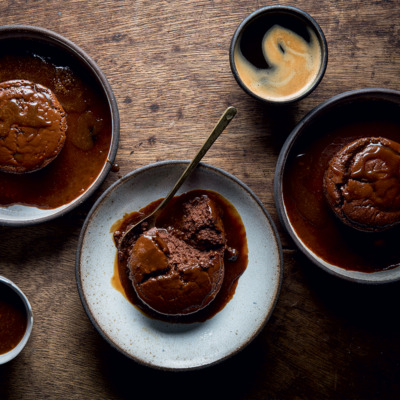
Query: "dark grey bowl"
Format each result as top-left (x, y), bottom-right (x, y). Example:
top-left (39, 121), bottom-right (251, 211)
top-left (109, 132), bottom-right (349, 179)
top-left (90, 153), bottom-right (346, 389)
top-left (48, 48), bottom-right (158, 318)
top-left (0, 25), bottom-right (120, 226)
top-left (0, 276), bottom-right (33, 364)
top-left (230, 5), bottom-right (328, 105)
top-left (274, 88), bottom-right (400, 283)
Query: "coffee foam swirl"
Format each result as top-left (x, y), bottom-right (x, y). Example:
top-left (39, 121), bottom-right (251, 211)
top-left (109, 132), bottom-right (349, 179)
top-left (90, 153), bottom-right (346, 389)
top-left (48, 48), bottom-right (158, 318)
top-left (234, 25), bottom-right (322, 102)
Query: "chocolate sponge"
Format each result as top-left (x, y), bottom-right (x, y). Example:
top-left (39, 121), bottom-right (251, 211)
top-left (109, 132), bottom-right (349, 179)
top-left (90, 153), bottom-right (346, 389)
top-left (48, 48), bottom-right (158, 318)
top-left (323, 137), bottom-right (400, 232)
top-left (0, 80), bottom-right (67, 173)
top-left (128, 195), bottom-right (226, 316)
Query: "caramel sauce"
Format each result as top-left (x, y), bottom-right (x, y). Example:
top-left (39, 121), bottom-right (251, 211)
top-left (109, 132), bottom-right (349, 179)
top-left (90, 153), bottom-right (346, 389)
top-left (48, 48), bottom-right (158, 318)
top-left (0, 285), bottom-right (27, 355)
top-left (0, 38), bottom-right (112, 209)
top-left (111, 189), bottom-right (249, 323)
top-left (283, 101), bottom-right (400, 272)
top-left (111, 163), bottom-right (120, 173)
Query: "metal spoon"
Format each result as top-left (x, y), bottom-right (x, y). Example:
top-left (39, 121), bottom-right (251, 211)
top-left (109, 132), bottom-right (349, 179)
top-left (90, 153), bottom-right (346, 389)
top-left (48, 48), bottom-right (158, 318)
top-left (118, 105), bottom-right (237, 251)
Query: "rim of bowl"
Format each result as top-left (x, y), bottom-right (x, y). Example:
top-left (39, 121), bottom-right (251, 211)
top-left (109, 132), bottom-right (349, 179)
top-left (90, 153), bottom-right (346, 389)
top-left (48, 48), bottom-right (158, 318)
top-left (229, 5), bottom-right (328, 105)
top-left (0, 275), bottom-right (33, 364)
top-left (76, 160), bottom-right (284, 370)
top-left (274, 87), bottom-right (400, 284)
top-left (0, 25), bottom-right (120, 227)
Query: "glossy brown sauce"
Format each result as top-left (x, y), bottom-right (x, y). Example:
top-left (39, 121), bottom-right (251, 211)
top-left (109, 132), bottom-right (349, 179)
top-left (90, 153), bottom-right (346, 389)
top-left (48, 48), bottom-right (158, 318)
top-left (0, 285), bottom-right (27, 355)
top-left (111, 189), bottom-right (249, 323)
top-left (0, 39), bottom-right (112, 209)
top-left (111, 163), bottom-right (120, 173)
top-left (283, 102), bottom-right (400, 272)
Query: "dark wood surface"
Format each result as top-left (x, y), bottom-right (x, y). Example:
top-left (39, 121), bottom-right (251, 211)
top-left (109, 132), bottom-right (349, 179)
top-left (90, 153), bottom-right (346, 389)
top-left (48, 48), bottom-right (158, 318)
top-left (1, 1), bottom-right (400, 399)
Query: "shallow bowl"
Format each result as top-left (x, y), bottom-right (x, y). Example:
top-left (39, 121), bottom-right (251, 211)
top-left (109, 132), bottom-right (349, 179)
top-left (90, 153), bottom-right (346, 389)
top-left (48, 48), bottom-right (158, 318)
top-left (0, 276), bottom-right (33, 364)
top-left (0, 25), bottom-right (119, 226)
top-left (274, 88), bottom-right (400, 283)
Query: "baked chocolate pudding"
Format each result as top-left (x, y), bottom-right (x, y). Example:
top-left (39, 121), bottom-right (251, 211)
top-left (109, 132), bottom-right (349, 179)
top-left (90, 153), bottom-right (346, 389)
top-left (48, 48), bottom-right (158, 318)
top-left (282, 96), bottom-right (400, 273)
top-left (113, 189), bottom-right (248, 322)
top-left (128, 196), bottom-right (226, 316)
top-left (324, 137), bottom-right (400, 232)
top-left (0, 79), bottom-right (67, 173)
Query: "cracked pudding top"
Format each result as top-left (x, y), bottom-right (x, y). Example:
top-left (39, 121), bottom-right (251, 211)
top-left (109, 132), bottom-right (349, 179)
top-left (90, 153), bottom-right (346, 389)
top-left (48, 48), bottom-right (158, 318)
top-left (127, 195), bottom-right (226, 316)
top-left (323, 137), bottom-right (400, 232)
top-left (0, 79), bottom-right (67, 174)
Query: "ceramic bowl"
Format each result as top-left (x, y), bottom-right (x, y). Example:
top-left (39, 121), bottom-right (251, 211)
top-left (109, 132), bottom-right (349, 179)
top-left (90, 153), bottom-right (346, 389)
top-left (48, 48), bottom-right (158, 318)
top-left (274, 88), bottom-right (400, 283)
top-left (0, 276), bottom-right (33, 364)
top-left (0, 25), bottom-right (119, 226)
top-left (76, 161), bottom-right (283, 370)
top-left (230, 5), bottom-right (328, 104)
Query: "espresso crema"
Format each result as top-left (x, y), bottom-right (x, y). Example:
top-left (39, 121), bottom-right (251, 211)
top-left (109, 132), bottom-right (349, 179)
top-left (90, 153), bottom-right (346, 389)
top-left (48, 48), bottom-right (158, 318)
top-left (234, 24), bottom-right (322, 101)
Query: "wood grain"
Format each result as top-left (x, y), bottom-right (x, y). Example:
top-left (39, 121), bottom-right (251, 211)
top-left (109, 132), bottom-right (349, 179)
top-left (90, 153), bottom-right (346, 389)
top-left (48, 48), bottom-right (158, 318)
top-left (0, 0), bottom-right (400, 399)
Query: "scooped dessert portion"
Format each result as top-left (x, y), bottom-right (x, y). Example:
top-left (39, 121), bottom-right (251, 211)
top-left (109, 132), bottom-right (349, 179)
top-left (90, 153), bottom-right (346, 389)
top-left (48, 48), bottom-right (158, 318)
top-left (127, 195), bottom-right (226, 316)
top-left (113, 189), bottom-right (248, 323)
top-left (323, 136), bottom-right (400, 232)
top-left (0, 79), bottom-right (67, 173)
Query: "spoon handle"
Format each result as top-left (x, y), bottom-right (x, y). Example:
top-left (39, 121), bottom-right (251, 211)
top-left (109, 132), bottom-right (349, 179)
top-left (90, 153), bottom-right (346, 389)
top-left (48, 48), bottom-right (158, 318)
top-left (156, 105), bottom-right (237, 211)
top-left (118, 106), bottom-right (237, 246)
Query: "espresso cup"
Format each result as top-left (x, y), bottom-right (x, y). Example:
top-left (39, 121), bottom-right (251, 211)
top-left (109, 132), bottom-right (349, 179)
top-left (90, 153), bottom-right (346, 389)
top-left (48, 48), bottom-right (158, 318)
top-left (0, 276), bottom-right (33, 364)
top-left (230, 5), bottom-right (328, 104)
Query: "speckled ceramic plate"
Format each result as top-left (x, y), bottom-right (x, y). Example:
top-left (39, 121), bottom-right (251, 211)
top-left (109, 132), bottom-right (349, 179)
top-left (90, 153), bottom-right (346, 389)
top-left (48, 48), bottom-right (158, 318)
top-left (76, 161), bottom-right (283, 370)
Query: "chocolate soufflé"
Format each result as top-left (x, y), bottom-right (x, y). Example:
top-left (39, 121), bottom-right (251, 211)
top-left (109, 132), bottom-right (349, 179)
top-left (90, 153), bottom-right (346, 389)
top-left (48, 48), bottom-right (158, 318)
top-left (128, 195), bottom-right (226, 316)
top-left (323, 136), bottom-right (400, 232)
top-left (0, 79), bottom-right (67, 173)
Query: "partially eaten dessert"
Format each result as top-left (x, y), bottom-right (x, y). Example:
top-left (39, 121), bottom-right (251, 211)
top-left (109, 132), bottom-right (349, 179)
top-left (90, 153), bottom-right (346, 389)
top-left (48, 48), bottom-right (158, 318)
top-left (127, 195), bottom-right (226, 316)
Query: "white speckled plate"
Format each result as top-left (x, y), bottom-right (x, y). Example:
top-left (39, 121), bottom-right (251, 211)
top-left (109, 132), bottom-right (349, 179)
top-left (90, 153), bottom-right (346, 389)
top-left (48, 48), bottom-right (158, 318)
top-left (76, 161), bottom-right (283, 371)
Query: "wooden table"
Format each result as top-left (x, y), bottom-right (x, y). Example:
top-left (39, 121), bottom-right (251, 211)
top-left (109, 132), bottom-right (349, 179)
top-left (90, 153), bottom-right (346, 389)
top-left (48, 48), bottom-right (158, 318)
top-left (1, 1), bottom-right (399, 399)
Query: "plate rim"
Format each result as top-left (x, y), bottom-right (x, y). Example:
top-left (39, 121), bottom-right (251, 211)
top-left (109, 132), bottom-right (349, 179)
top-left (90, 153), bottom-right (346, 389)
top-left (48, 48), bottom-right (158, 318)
top-left (76, 160), bottom-right (284, 370)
